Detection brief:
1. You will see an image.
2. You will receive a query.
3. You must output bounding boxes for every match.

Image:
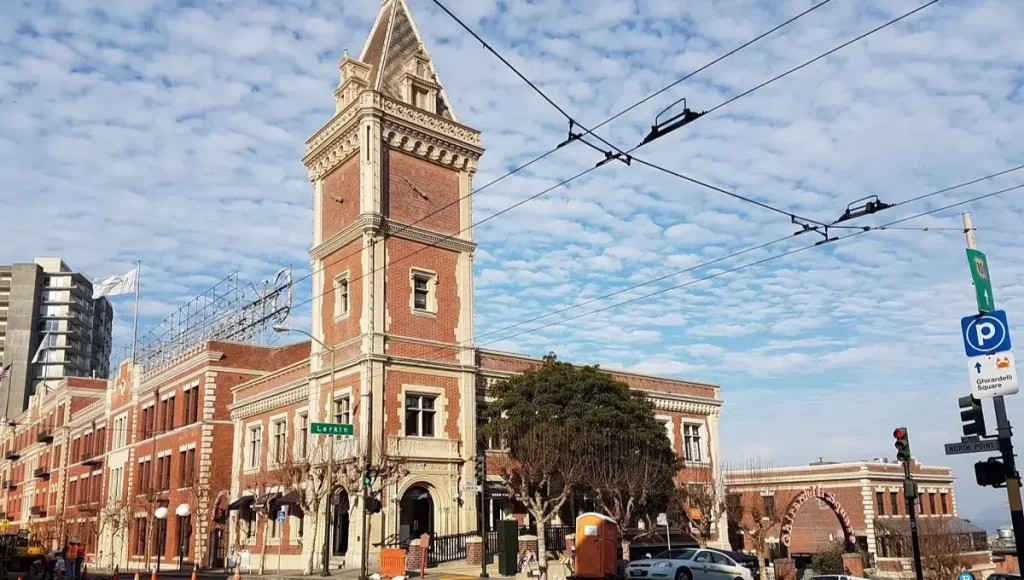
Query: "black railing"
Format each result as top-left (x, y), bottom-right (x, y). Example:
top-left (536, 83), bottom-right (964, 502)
top-left (427, 531), bottom-right (475, 566)
top-left (543, 524), bottom-right (573, 552)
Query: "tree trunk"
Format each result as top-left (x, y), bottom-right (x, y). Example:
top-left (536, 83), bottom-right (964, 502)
top-left (621, 540), bottom-right (631, 562)
top-left (258, 514), bottom-right (269, 575)
top-left (536, 518), bottom-right (549, 580)
top-left (758, 555), bottom-right (769, 580)
top-left (304, 513), bottom-right (319, 575)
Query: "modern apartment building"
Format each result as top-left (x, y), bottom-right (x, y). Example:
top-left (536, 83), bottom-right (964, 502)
top-left (0, 258), bottom-right (114, 419)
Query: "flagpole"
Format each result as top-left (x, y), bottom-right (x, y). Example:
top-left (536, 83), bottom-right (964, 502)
top-left (2, 362), bottom-right (11, 422)
top-left (131, 261), bottom-right (141, 363)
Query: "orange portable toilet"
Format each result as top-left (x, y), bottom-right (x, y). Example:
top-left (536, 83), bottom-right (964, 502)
top-left (574, 512), bottom-right (618, 579)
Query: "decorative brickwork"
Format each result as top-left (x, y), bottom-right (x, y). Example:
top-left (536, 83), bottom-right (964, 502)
top-left (467, 536), bottom-right (483, 566)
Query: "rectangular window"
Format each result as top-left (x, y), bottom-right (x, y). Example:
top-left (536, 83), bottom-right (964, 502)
top-left (891, 491), bottom-right (901, 516)
top-left (184, 388), bottom-right (200, 424)
top-left (158, 456), bottom-right (171, 490)
top-left (928, 492), bottom-right (936, 515)
top-left (179, 450), bottom-right (188, 484)
top-left (273, 420), bottom-right (287, 464)
top-left (405, 394), bottom-right (437, 437)
top-left (134, 518), bottom-right (148, 556)
top-left (413, 275), bottom-right (430, 311)
top-left (762, 494), bottom-right (775, 515)
top-left (333, 397), bottom-right (352, 426)
top-left (941, 493), bottom-right (949, 515)
top-left (247, 426), bottom-right (262, 469)
top-left (298, 413), bottom-right (309, 459)
top-left (335, 275), bottom-right (350, 318)
top-left (683, 424), bottom-right (703, 462)
top-left (876, 491), bottom-right (885, 516)
top-left (69, 480), bottom-right (78, 505)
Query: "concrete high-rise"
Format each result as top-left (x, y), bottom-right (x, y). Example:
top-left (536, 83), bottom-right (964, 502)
top-left (0, 258), bottom-right (113, 418)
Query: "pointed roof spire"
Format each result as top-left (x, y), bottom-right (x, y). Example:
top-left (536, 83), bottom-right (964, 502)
top-left (358, 0), bottom-right (458, 120)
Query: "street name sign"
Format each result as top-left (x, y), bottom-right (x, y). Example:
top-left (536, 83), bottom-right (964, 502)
top-left (967, 352), bottom-right (1019, 398)
top-left (967, 249), bottom-right (995, 312)
top-left (944, 439), bottom-right (1000, 456)
top-left (961, 310), bottom-right (1012, 357)
top-left (460, 484), bottom-right (482, 493)
top-left (310, 422), bottom-right (353, 436)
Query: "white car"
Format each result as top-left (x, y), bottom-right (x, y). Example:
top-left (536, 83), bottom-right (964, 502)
top-left (624, 548), bottom-right (755, 580)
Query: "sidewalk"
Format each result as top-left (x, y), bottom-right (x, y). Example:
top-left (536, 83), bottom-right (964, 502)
top-left (79, 562), bottom-right (515, 580)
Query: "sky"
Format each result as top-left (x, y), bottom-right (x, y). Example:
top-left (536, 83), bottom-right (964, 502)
top-left (2, 0), bottom-right (1024, 526)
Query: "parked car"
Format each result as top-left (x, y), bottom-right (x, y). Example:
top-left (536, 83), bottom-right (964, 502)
top-left (624, 547), bottom-right (755, 580)
top-left (810, 575), bottom-right (872, 580)
top-left (987, 574), bottom-right (1020, 580)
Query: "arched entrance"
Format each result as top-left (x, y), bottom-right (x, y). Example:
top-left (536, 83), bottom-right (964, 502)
top-left (779, 487), bottom-right (857, 557)
top-left (399, 485), bottom-right (434, 543)
top-left (332, 489), bottom-right (350, 556)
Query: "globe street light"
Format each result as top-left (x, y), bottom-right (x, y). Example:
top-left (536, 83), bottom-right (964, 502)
top-left (176, 503), bottom-right (192, 570)
top-left (154, 506), bottom-right (169, 573)
top-left (273, 324), bottom-right (336, 576)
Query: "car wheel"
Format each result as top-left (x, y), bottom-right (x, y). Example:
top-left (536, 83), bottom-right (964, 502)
top-left (675, 568), bottom-right (692, 580)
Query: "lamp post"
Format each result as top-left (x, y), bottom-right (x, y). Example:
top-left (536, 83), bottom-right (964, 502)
top-left (273, 324), bottom-right (336, 577)
top-left (175, 503), bottom-right (192, 570)
top-left (154, 506), bottom-right (169, 573)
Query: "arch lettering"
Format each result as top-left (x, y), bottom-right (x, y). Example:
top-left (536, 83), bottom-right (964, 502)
top-left (778, 487), bottom-right (856, 553)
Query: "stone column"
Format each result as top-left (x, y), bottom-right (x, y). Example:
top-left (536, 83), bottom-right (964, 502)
top-left (405, 539), bottom-right (423, 573)
top-left (519, 535), bottom-right (538, 557)
top-left (842, 553), bottom-right (865, 577)
top-left (467, 537), bottom-right (483, 566)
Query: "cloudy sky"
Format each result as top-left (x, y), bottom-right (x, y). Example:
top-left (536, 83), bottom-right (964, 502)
top-left (2, 0), bottom-right (1024, 523)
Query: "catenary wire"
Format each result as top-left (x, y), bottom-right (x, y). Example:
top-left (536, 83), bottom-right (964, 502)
top-left (130, 1), bottom-right (870, 353)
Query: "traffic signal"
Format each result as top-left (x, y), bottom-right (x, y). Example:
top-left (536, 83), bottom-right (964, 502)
top-left (365, 497), bottom-right (382, 514)
top-left (959, 395), bottom-right (987, 437)
top-left (474, 453), bottom-right (486, 485)
top-left (975, 458), bottom-right (1007, 488)
top-left (893, 427), bottom-right (911, 463)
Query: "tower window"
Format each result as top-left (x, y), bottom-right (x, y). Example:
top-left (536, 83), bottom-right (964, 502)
top-left (410, 269), bottom-right (437, 314)
top-left (334, 273), bottom-right (350, 320)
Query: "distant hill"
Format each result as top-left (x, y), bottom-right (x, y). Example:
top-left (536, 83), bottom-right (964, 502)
top-left (969, 503), bottom-right (1011, 534)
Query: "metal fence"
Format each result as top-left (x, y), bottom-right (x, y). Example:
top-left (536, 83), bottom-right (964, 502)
top-left (428, 531), bottom-right (476, 566)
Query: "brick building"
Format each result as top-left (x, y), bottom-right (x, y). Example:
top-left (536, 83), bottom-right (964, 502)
top-left (1, 0), bottom-right (727, 572)
top-left (725, 459), bottom-right (991, 578)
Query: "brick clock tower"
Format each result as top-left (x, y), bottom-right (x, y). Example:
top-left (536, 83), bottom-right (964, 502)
top-left (302, 0), bottom-right (483, 566)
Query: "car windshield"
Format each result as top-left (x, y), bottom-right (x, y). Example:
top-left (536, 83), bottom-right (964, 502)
top-left (650, 549), bottom-right (697, 560)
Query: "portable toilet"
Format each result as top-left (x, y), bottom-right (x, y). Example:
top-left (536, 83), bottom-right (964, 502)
top-left (574, 512), bottom-right (618, 579)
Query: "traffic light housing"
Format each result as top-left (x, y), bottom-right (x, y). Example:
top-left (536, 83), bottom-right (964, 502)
top-left (365, 497), bottom-right (382, 514)
top-left (975, 458), bottom-right (1007, 488)
top-left (959, 395), bottom-right (988, 438)
top-left (893, 427), bottom-right (911, 463)
top-left (474, 452), bottom-right (486, 485)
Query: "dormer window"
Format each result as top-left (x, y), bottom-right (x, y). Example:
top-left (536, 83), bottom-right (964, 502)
top-left (402, 52), bottom-right (438, 114)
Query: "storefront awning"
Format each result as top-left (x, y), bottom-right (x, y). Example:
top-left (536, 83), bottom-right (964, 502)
top-left (228, 495), bottom-right (254, 511)
top-left (273, 491), bottom-right (300, 507)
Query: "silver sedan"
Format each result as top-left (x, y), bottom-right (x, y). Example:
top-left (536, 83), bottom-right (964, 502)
top-left (624, 548), bottom-right (755, 580)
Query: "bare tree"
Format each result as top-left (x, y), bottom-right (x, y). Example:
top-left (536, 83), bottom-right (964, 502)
top-left (180, 460), bottom-right (231, 568)
top-left (100, 500), bottom-right (132, 570)
top-left (588, 437), bottom-right (679, 559)
top-left (490, 423), bottom-right (589, 580)
top-left (678, 464), bottom-right (728, 547)
top-left (240, 464), bottom-right (289, 574)
top-left (725, 460), bottom-right (786, 580)
top-left (875, 517), bottom-right (983, 580)
top-left (134, 484), bottom-right (164, 571)
top-left (278, 446), bottom-right (330, 575)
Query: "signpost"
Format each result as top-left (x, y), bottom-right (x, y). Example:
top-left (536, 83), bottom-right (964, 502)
top-left (967, 249), bottom-right (994, 312)
top-left (276, 509), bottom-right (287, 574)
top-left (945, 439), bottom-right (1000, 455)
top-left (958, 212), bottom-right (1024, 576)
top-left (967, 352), bottom-right (1019, 398)
top-left (310, 422), bottom-right (353, 436)
top-left (656, 512), bottom-right (670, 550)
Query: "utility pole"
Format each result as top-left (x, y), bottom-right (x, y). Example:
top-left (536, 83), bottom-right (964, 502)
top-left (962, 212), bottom-right (1024, 567)
top-left (894, 428), bottom-right (923, 580)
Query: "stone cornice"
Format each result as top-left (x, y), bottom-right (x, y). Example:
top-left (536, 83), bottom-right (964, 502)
top-left (303, 91), bottom-right (483, 181)
top-left (650, 396), bottom-right (721, 417)
top-left (309, 214), bottom-right (475, 261)
top-left (231, 359), bottom-right (309, 394)
top-left (229, 382), bottom-right (309, 420)
top-left (139, 350), bottom-right (225, 389)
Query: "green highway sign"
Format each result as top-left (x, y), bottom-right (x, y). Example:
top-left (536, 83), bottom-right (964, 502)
top-left (967, 249), bottom-right (995, 312)
top-left (311, 422), bottom-right (353, 436)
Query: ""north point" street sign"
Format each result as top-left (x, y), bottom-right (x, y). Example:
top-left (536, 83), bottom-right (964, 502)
top-left (944, 439), bottom-right (999, 456)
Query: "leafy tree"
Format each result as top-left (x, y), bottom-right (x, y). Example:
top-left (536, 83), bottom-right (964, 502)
top-left (484, 354), bottom-right (677, 577)
top-left (811, 541), bottom-right (845, 575)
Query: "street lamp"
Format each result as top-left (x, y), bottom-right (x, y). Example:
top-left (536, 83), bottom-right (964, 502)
top-left (273, 324), bottom-right (336, 577)
top-left (176, 503), bottom-right (192, 570)
top-left (154, 507), bottom-right (169, 573)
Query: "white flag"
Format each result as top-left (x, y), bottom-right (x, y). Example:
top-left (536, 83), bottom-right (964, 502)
top-left (31, 333), bottom-right (52, 364)
top-left (92, 267), bottom-right (138, 299)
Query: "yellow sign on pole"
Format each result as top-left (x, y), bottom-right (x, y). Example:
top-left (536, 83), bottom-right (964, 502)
top-left (0, 518), bottom-right (9, 531)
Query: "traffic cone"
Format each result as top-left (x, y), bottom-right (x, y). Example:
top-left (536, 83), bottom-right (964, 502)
top-left (151, 570), bottom-right (157, 580)
top-left (113, 565), bottom-right (120, 580)
top-left (233, 564), bottom-right (240, 580)
top-left (134, 571), bottom-right (140, 580)
top-left (191, 564), bottom-right (197, 580)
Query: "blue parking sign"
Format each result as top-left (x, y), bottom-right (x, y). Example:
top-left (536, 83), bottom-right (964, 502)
top-left (961, 310), bottom-right (1012, 357)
